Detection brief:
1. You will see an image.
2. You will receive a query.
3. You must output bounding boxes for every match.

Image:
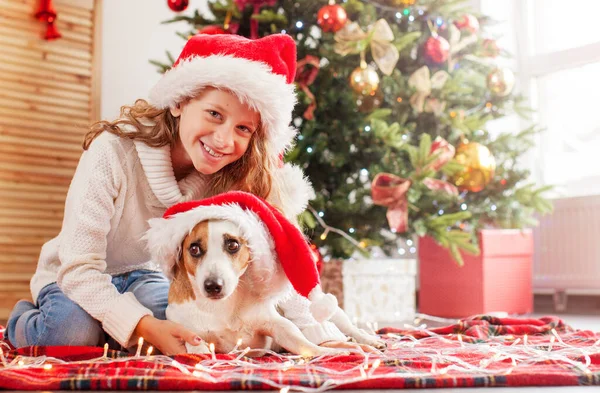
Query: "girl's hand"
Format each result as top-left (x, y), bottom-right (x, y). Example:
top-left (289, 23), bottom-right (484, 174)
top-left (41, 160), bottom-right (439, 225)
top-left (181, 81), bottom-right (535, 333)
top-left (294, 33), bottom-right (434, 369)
top-left (319, 340), bottom-right (381, 354)
top-left (134, 315), bottom-right (202, 356)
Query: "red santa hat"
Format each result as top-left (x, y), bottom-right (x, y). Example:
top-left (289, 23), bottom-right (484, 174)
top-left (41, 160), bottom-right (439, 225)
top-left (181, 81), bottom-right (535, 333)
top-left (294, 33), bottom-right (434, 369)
top-left (148, 33), bottom-right (298, 160)
top-left (145, 191), bottom-right (338, 322)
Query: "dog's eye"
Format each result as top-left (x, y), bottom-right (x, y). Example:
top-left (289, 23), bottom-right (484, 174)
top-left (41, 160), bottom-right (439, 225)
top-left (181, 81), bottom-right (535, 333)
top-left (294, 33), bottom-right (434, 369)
top-left (226, 239), bottom-right (240, 253)
top-left (189, 243), bottom-right (203, 257)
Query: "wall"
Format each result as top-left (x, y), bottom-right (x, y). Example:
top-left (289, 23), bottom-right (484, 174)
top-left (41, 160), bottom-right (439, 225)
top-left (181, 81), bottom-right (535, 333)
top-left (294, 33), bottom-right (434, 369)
top-left (100, 0), bottom-right (209, 119)
top-left (101, 0), bottom-right (484, 121)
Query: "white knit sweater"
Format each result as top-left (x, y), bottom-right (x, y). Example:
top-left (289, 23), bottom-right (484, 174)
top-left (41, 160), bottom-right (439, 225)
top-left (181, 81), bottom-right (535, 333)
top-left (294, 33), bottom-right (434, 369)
top-left (29, 132), bottom-right (345, 348)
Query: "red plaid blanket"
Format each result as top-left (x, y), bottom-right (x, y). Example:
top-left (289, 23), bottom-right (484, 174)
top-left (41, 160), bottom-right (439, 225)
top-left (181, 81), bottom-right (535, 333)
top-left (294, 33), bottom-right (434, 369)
top-left (1, 315), bottom-right (599, 390)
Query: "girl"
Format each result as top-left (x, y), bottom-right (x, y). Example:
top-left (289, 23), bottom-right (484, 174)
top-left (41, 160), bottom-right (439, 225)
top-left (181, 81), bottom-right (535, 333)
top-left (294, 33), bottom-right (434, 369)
top-left (6, 33), bottom-right (359, 355)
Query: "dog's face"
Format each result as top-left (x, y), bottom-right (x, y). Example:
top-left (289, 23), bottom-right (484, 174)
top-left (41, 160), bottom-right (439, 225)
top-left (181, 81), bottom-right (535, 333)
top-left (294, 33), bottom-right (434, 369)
top-left (173, 219), bottom-right (251, 301)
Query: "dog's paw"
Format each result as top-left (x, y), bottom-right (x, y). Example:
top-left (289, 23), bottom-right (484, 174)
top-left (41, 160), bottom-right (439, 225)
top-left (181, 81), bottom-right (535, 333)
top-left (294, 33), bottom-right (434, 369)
top-left (352, 330), bottom-right (387, 350)
top-left (186, 341), bottom-right (211, 355)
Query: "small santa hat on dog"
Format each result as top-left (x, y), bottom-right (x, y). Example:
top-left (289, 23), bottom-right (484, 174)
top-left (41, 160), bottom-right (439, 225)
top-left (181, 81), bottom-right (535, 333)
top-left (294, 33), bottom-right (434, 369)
top-left (145, 191), bottom-right (338, 322)
top-left (148, 33), bottom-right (298, 161)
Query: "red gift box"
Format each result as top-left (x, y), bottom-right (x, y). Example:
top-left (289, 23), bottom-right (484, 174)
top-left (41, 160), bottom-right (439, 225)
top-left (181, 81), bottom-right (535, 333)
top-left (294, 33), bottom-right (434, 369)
top-left (418, 229), bottom-right (533, 318)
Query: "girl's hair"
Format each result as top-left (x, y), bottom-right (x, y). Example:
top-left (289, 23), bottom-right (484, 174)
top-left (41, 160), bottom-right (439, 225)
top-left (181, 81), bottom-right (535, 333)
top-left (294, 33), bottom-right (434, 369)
top-left (83, 98), bottom-right (273, 199)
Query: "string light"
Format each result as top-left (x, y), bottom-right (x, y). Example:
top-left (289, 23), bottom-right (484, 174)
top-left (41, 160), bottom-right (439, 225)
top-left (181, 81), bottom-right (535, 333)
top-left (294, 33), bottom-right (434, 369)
top-left (308, 206), bottom-right (365, 251)
top-left (320, 228), bottom-right (330, 240)
top-left (2, 317), bottom-right (598, 392)
top-left (147, 346), bottom-right (154, 357)
top-left (209, 343), bottom-right (216, 360)
top-left (364, 125), bottom-right (371, 132)
top-left (406, 239), bottom-right (413, 246)
top-left (349, 228), bottom-right (355, 233)
top-left (135, 337), bottom-right (144, 357)
top-left (491, 204), bottom-right (497, 211)
top-left (306, 147), bottom-right (313, 153)
top-left (461, 203), bottom-right (468, 210)
top-left (231, 338), bottom-right (243, 353)
top-left (295, 21), bottom-right (303, 29)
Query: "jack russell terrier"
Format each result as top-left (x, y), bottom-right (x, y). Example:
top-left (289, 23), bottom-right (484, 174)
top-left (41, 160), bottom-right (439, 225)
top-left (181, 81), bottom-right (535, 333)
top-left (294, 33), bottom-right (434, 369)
top-left (146, 191), bottom-right (385, 356)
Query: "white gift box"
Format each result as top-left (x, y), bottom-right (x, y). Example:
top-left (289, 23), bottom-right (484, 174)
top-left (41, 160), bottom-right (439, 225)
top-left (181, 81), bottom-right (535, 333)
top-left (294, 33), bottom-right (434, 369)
top-left (342, 258), bottom-right (416, 325)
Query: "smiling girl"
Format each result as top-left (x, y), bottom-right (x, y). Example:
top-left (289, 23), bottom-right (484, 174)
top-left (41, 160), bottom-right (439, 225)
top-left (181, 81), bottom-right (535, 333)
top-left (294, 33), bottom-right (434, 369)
top-left (6, 34), bottom-right (359, 355)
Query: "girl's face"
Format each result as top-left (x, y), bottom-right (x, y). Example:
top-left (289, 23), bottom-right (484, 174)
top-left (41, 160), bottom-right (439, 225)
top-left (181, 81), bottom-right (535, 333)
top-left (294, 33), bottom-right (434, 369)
top-left (171, 88), bottom-right (261, 175)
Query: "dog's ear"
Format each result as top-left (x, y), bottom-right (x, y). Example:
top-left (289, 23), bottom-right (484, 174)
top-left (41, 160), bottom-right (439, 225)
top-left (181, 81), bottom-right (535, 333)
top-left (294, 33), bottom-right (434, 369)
top-left (171, 245), bottom-right (184, 278)
top-left (169, 241), bottom-right (197, 303)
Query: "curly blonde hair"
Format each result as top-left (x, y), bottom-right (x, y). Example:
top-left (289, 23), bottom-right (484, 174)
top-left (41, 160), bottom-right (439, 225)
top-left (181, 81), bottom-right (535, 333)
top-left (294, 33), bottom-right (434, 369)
top-left (83, 98), bottom-right (273, 199)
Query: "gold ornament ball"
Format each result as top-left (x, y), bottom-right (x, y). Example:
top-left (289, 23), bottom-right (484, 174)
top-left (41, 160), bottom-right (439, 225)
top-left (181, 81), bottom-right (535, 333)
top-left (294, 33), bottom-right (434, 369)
top-left (394, 0), bottom-right (416, 5)
top-left (350, 66), bottom-right (380, 96)
top-left (451, 142), bottom-right (496, 192)
top-left (487, 67), bottom-right (515, 97)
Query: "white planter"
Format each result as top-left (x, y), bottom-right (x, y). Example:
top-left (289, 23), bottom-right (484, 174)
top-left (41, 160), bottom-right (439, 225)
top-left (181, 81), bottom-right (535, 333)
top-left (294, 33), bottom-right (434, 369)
top-left (342, 258), bottom-right (416, 326)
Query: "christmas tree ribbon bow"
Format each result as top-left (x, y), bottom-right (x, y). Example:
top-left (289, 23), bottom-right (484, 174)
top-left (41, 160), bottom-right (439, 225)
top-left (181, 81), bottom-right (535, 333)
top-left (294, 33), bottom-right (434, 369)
top-left (371, 173), bottom-right (412, 233)
top-left (235, 0), bottom-right (277, 39)
top-left (295, 55), bottom-right (320, 120)
top-left (427, 136), bottom-right (456, 172)
top-left (334, 19), bottom-right (399, 76)
top-left (408, 65), bottom-right (449, 113)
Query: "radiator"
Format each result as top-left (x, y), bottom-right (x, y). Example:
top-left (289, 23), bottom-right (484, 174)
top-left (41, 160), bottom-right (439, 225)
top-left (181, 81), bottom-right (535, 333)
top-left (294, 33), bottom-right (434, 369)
top-left (533, 195), bottom-right (600, 294)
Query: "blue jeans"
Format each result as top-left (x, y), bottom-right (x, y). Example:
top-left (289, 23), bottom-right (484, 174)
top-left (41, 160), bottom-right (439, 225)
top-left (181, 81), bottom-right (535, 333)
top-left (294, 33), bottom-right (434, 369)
top-left (6, 269), bottom-right (169, 348)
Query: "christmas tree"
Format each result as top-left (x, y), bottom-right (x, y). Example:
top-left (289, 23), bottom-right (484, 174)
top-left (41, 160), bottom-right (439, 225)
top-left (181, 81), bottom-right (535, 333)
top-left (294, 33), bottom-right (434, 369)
top-left (154, 0), bottom-right (552, 265)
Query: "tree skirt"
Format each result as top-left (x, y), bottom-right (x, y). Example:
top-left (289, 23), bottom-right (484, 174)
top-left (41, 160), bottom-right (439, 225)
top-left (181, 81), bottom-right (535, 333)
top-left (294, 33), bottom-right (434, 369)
top-left (1, 315), bottom-right (599, 390)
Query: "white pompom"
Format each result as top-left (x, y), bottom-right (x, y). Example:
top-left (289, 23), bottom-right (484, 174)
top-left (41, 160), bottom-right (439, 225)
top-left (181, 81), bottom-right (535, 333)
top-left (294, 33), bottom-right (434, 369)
top-left (309, 291), bottom-right (338, 322)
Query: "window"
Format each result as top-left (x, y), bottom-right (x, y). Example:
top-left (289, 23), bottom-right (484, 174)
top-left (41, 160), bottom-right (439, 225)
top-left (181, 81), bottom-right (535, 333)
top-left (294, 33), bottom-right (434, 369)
top-left (480, 0), bottom-right (600, 197)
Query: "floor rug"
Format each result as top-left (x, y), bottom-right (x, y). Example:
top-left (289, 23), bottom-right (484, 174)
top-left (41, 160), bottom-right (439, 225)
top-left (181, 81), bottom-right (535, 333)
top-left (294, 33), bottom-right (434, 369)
top-left (1, 315), bottom-right (599, 390)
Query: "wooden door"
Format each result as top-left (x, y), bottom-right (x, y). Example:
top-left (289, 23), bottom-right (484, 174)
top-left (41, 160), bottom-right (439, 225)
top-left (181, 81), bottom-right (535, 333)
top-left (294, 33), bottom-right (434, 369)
top-left (0, 0), bottom-right (102, 322)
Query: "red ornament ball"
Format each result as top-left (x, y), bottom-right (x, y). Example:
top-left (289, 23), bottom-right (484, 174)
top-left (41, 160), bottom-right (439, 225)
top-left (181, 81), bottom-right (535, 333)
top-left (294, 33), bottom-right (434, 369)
top-left (198, 25), bottom-right (226, 35)
top-left (423, 35), bottom-right (450, 64)
top-left (317, 4), bottom-right (347, 33)
top-left (454, 14), bottom-right (479, 34)
top-left (167, 0), bottom-right (189, 12)
top-left (482, 38), bottom-right (500, 58)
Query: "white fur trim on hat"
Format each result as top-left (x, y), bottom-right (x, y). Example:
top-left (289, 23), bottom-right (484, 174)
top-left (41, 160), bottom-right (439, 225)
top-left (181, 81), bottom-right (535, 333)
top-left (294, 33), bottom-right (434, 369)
top-left (148, 55), bottom-right (298, 159)
top-left (270, 163), bottom-right (315, 218)
top-left (145, 204), bottom-right (274, 281)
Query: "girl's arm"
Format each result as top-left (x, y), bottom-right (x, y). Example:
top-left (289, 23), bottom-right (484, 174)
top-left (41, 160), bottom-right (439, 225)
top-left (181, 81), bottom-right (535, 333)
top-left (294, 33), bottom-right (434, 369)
top-left (56, 138), bottom-right (152, 348)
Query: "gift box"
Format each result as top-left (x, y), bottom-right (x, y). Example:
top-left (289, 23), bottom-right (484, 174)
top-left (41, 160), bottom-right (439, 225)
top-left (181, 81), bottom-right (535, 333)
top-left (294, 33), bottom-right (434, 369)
top-left (342, 258), bottom-right (416, 325)
top-left (418, 229), bottom-right (533, 318)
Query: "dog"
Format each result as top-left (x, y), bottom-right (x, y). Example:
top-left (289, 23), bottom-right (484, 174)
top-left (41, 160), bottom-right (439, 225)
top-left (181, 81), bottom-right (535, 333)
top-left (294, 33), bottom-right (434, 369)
top-left (164, 219), bottom-right (342, 356)
top-left (147, 193), bottom-right (385, 356)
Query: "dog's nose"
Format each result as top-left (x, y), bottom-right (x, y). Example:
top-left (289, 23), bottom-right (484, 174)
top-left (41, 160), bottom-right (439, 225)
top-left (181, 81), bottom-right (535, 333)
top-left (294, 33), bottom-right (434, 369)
top-left (204, 278), bottom-right (224, 295)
